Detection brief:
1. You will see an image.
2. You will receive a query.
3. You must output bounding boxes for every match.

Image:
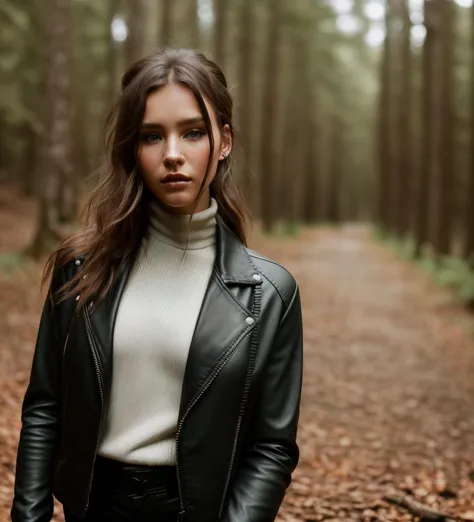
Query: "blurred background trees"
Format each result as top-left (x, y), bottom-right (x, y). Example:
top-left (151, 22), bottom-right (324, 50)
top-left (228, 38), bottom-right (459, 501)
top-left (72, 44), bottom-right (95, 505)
top-left (0, 0), bottom-right (473, 289)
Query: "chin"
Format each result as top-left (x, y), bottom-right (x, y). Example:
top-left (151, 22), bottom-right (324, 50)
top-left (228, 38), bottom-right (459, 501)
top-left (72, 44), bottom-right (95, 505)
top-left (155, 191), bottom-right (198, 214)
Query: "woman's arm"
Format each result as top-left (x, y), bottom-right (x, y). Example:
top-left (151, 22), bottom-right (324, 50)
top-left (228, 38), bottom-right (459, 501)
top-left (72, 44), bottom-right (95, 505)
top-left (220, 283), bottom-right (304, 522)
top-left (11, 264), bottom-right (74, 522)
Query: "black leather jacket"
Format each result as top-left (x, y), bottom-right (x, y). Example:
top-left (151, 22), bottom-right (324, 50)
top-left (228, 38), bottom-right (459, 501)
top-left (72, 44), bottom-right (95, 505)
top-left (11, 219), bottom-right (303, 522)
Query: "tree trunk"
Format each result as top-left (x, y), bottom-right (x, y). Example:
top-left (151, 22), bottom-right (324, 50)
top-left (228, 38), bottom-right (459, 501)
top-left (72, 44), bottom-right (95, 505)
top-left (19, 0), bottom-right (41, 197)
top-left (387, 0), bottom-right (401, 233)
top-left (57, 0), bottom-right (76, 223)
top-left (213, 0), bottom-right (227, 69)
top-left (126, 0), bottom-right (148, 65)
top-left (465, 1), bottom-right (474, 262)
top-left (20, 122), bottom-right (38, 197)
top-left (159, 0), bottom-right (173, 47)
top-left (302, 103), bottom-right (319, 224)
top-left (301, 19), bottom-right (319, 225)
top-left (186, 0), bottom-right (199, 49)
top-left (107, 0), bottom-right (121, 101)
top-left (237, 0), bottom-right (253, 209)
top-left (433, 0), bottom-right (454, 256)
top-left (72, 86), bottom-right (89, 182)
top-left (27, 0), bottom-right (74, 257)
top-left (280, 33), bottom-right (305, 230)
top-left (466, 170), bottom-right (474, 263)
top-left (395, 0), bottom-right (412, 237)
top-left (377, 0), bottom-right (392, 230)
top-left (414, 0), bottom-right (438, 257)
top-left (260, 0), bottom-right (282, 233)
top-left (327, 112), bottom-right (343, 223)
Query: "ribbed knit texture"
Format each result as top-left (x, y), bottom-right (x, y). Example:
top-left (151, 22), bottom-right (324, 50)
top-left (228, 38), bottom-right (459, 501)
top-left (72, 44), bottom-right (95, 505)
top-left (97, 198), bottom-right (218, 465)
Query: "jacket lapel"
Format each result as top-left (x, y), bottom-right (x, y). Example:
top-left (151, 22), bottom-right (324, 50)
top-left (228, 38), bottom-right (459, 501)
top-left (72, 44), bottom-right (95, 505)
top-left (86, 217), bottom-right (262, 411)
top-left (179, 218), bottom-right (262, 417)
top-left (86, 260), bottom-right (132, 384)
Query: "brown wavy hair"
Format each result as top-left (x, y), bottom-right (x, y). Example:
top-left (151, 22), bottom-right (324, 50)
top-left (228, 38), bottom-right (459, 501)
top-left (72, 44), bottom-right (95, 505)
top-left (43, 48), bottom-right (249, 306)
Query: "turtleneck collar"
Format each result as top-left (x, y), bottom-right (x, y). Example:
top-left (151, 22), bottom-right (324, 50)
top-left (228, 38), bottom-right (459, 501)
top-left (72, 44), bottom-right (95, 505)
top-left (148, 197), bottom-right (218, 250)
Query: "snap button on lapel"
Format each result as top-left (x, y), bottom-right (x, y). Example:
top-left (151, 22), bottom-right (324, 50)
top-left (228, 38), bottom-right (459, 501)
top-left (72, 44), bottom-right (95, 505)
top-left (75, 259), bottom-right (81, 266)
top-left (245, 317), bottom-right (255, 325)
top-left (252, 273), bottom-right (261, 281)
top-left (76, 295), bottom-right (80, 301)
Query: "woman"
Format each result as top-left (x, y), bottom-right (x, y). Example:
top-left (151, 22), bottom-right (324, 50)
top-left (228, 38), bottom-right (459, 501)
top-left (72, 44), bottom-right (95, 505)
top-left (11, 48), bottom-right (303, 522)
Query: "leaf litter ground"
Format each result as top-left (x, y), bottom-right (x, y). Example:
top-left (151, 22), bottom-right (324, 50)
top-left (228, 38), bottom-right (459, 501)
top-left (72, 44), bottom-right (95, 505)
top-left (1, 192), bottom-right (474, 521)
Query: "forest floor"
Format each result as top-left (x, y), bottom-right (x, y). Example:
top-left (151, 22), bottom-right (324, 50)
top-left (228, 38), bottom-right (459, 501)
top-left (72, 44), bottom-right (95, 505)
top-left (1, 186), bottom-right (474, 521)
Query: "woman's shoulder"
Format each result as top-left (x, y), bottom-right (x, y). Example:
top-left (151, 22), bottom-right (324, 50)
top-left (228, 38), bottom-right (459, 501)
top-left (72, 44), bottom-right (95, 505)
top-left (50, 254), bottom-right (84, 292)
top-left (245, 248), bottom-right (298, 308)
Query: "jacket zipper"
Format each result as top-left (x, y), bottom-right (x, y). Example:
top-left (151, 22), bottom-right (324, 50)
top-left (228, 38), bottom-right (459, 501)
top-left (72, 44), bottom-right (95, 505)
top-left (84, 307), bottom-right (104, 512)
top-left (218, 284), bottom-right (262, 519)
top-left (174, 325), bottom-right (255, 521)
top-left (59, 331), bottom-right (70, 451)
top-left (218, 410), bottom-right (244, 519)
top-left (62, 332), bottom-right (69, 358)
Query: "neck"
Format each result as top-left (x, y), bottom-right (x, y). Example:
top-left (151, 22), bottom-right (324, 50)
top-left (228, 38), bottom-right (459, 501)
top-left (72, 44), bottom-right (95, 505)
top-left (147, 198), bottom-right (218, 250)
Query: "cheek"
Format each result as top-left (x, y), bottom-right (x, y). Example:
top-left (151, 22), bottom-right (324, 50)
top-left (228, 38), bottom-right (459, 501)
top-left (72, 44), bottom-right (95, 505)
top-left (138, 146), bottom-right (160, 175)
top-left (194, 141), bottom-right (211, 164)
top-left (189, 142), bottom-right (212, 175)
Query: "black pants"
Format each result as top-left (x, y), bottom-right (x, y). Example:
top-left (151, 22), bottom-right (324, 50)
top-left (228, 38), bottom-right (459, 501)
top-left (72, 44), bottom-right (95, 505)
top-left (63, 455), bottom-right (180, 522)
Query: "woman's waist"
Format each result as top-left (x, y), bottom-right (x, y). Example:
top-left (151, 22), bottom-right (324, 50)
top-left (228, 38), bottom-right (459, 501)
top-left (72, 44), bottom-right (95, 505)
top-left (93, 455), bottom-right (178, 494)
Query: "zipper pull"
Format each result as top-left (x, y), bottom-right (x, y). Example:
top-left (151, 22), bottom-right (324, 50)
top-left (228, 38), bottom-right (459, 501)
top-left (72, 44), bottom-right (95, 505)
top-left (177, 510), bottom-right (186, 522)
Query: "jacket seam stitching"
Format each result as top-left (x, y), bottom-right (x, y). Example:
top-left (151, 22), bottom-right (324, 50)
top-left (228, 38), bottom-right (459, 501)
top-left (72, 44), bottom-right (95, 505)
top-left (279, 284), bottom-right (299, 325)
top-left (248, 252), bottom-right (293, 278)
top-left (252, 266), bottom-right (286, 307)
top-left (214, 269), bottom-right (256, 317)
top-left (183, 326), bottom-right (254, 412)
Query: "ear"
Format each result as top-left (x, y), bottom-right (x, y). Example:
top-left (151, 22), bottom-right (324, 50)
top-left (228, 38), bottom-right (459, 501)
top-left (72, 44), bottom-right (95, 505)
top-left (219, 124), bottom-right (233, 161)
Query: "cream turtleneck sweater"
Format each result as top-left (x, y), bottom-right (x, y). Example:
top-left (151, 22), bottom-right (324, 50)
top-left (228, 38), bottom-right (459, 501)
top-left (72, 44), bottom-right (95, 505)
top-left (97, 198), bottom-right (218, 465)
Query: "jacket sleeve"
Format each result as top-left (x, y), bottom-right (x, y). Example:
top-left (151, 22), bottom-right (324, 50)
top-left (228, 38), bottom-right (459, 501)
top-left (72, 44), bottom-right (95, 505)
top-left (11, 264), bottom-right (74, 522)
top-left (220, 283), bottom-right (304, 522)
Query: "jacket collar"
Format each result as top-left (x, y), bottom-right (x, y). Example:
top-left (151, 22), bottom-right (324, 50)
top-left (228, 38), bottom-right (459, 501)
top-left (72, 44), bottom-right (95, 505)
top-left (85, 218), bottom-right (260, 376)
top-left (88, 216), bottom-right (258, 300)
top-left (215, 216), bottom-right (258, 285)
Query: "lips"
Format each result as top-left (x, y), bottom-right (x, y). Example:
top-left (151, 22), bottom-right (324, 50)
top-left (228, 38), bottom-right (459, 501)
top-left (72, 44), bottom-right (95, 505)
top-left (161, 173), bottom-right (191, 183)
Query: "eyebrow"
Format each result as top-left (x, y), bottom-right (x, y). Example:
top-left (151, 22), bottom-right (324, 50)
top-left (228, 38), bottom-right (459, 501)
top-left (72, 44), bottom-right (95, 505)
top-left (140, 117), bottom-right (205, 129)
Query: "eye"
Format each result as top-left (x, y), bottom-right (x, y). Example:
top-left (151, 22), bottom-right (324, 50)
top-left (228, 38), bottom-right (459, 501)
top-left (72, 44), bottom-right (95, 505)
top-left (141, 133), bottom-right (162, 143)
top-left (185, 129), bottom-right (206, 140)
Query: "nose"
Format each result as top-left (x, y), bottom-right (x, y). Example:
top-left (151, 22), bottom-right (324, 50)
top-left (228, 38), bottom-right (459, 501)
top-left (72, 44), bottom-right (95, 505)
top-left (163, 135), bottom-right (184, 168)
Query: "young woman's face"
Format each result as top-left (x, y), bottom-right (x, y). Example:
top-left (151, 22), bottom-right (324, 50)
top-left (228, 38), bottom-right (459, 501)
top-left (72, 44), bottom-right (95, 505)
top-left (138, 83), bottom-right (232, 214)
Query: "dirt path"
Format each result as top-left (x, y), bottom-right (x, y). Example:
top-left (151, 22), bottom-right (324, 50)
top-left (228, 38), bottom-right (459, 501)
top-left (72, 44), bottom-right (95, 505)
top-left (1, 202), bottom-right (474, 520)
top-left (256, 225), bottom-right (474, 521)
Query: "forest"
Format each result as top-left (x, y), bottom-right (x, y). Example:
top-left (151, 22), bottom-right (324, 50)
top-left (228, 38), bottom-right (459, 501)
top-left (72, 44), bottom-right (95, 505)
top-left (1, 0), bottom-right (474, 521)
top-left (1, 0), bottom-right (474, 303)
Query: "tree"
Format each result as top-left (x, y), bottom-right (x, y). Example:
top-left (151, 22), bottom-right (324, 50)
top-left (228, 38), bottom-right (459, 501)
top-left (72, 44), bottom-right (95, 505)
top-left (464, 3), bottom-right (474, 262)
top-left (186, 0), bottom-right (199, 49)
top-left (107, 0), bottom-right (121, 101)
top-left (395, 0), bottom-right (412, 237)
top-left (302, 23), bottom-right (320, 225)
top-left (327, 111), bottom-right (343, 223)
top-left (159, 0), bottom-right (173, 47)
top-left (432, 0), bottom-right (455, 256)
top-left (414, 0), bottom-right (438, 256)
top-left (302, 107), bottom-right (320, 224)
top-left (126, 0), bottom-right (148, 65)
top-left (213, 0), bottom-right (227, 69)
top-left (260, 0), bottom-right (283, 232)
top-left (237, 0), bottom-right (254, 207)
top-left (377, 0), bottom-right (393, 230)
top-left (28, 0), bottom-right (74, 257)
top-left (19, 0), bottom-right (42, 197)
